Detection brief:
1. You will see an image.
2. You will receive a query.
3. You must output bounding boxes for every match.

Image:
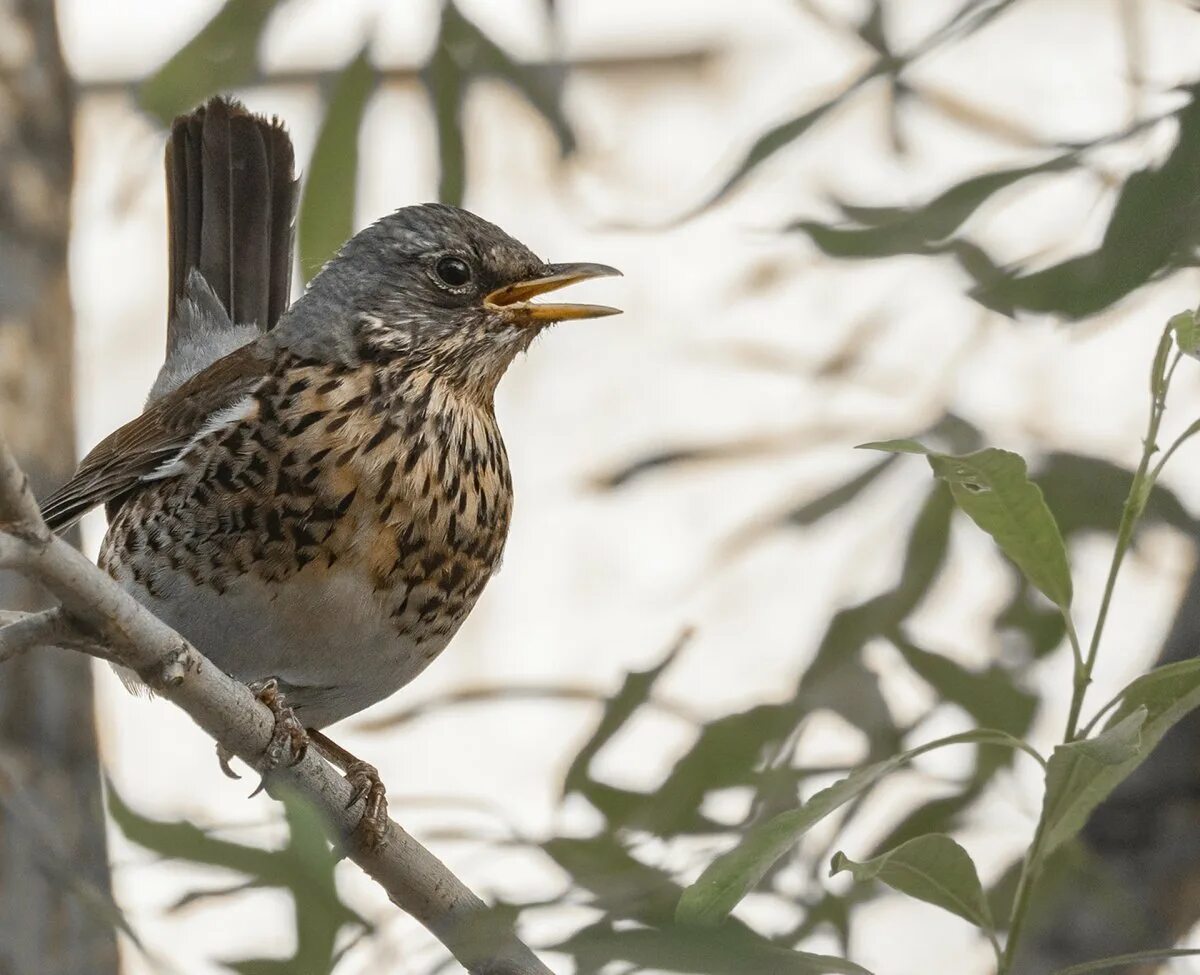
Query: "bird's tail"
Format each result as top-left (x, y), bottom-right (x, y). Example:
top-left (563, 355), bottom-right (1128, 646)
top-left (165, 96), bottom-right (297, 348)
top-left (149, 97), bottom-right (296, 403)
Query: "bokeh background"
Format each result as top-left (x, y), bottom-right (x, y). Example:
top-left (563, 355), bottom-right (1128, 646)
top-left (6, 0), bottom-right (1200, 973)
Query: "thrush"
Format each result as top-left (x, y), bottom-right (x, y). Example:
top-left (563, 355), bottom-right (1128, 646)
top-left (39, 97), bottom-right (620, 842)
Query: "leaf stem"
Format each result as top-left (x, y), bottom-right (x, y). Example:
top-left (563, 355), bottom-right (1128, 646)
top-left (1063, 343), bottom-right (1179, 741)
top-left (1007, 327), bottom-right (1184, 972)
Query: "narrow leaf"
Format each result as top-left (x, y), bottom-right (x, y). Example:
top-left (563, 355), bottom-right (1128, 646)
top-left (1051, 948), bottom-right (1200, 975)
top-left (298, 48), bottom-right (375, 281)
top-left (675, 729), bottom-right (1041, 926)
top-left (857, 438), bottom-right (931, 455)
top-left (554, 923), bottom-right (873, 975)
top-left (830, 834), bottom-right (994, 935)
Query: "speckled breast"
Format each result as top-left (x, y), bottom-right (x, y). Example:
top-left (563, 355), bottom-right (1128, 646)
top-left (99, 356), bottom-right (513, 727)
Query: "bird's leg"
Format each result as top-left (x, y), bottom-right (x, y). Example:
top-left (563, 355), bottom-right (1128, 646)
top-left (308, 729), bottom-right (389, 848)
top-left (242, 678), bottom-right (309, 794)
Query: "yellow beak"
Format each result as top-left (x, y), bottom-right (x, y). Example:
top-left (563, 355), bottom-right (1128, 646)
top-left (484, 262), bottom-right (623, 323)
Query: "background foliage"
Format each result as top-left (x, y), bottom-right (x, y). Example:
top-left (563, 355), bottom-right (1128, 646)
top-left (61, 0), bottom-right (1200, 972)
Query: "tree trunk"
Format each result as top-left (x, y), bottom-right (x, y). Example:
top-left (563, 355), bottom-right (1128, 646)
top-left (0, 2), bottom-right (118, 973)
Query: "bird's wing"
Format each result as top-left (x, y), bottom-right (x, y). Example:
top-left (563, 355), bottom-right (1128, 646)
top-left (40, 342), bottom-right (272, 532)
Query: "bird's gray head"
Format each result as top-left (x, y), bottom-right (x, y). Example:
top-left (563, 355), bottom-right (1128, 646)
top-left (272, 203), bottom-right (620, 398)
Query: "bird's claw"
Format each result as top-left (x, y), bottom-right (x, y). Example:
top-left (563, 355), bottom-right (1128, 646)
top-left (216, 742), bottom-right (241, 780)
top-left (244, 678), bottom-right (309, 797)
top-left (344, 760), bottom-right (388, 848)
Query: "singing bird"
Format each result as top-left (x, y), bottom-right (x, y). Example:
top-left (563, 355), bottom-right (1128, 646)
top-left (40, 97), bottom-right (620, 841)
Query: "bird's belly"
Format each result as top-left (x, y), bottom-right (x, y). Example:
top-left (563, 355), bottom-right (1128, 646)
top-left (109, 562), bottom-right (450, 728)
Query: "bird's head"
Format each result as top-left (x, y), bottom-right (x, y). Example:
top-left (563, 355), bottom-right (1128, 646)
top-left (274, 203), bottom-right (621, 398)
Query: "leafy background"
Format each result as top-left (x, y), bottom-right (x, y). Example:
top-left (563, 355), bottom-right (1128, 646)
top-left (50, 0), bottom-right (1200, 972)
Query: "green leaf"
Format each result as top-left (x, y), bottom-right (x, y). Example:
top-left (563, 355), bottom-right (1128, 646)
top-left (862, 443), bottom-right (1073, 609)
top-left (1171, 310), bottom-right (1200, 357)
top-left (554, 923), bottom-right (873, 975)
top-left (1038, 709), bottom-right (1146, 858)
top-left (830, 834), bottom-right (994, 938)
top-left (928, 449), bottom-right (1072, 609)
top-left (139, 0), bottom-right (281, 123)
top-left (1051, 948), bottom-right (1200, 975)
top-left (675, 729), bottom-right (1041, 926)
top-left (1037, 657), bottom-right (1200, 860)
top-left (857, 438), bottom-right (931, 455)
top-left (298, 48), bottom-right (375, 282)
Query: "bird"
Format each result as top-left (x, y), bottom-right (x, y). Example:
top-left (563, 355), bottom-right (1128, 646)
top-left (39, 97), bottom-right (620, 843)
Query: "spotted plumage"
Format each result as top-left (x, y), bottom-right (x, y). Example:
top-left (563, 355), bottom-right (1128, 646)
top-left (38, 97), bottom-right (619, 840)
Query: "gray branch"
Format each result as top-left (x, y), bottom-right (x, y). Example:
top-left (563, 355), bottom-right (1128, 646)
top-left (0, 433), bottom-right (554, 975)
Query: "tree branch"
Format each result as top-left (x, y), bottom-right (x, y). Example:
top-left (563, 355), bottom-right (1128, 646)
top-left (0, 433), bottom-right (555, 975)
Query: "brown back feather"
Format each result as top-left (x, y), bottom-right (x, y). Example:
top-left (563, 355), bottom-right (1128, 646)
top-left (39, 344), bottom-right (271, 532)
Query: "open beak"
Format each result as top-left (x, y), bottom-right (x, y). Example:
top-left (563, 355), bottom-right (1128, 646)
top-left (484, 262), bottom-right (623, 323)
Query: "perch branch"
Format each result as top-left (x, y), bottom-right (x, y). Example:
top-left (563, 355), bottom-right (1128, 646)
top-left (0, 433), bottom-right (554, 975)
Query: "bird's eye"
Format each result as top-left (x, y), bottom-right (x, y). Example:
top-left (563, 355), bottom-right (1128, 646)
top-left (435, 256), bottom-right (472, 288)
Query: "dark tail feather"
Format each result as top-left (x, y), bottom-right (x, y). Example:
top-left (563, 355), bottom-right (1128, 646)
top-left (164, 96), bottom-right (296, 354)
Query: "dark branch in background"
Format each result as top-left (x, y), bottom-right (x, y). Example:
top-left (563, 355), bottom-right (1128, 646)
top-left (0, 435), bottom-right (554, 975)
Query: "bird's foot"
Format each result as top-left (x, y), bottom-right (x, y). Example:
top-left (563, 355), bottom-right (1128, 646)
top-left (309, 729), bottom-right (389, 849)
top-left (344, 759), bottom-right (389, 848)
top-left (245, 678), bottom-right (309, 796)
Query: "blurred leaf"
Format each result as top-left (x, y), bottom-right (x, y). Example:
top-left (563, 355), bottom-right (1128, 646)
top-left (830, 834), bottom-right (995, 939)
top-left (110, 783), bottom-right (362, 974)
top-left (786, 456), bottom-right (898, 527)
top-left (298, 48), bottom-right (375, 282)
top-left (140, 0), bottom-right (281, 123)
top-left (796, 156), bottom-right (1077, 260)
top-left (675, 729), bottom-right (1041, 927)
top-left (868, 444), bottom-right (1073, 610)
top-left (1034, 451), bottom-right (1197, 538)
top-left (618, 702), bottom-right (800, 836)
top-left (995, 581), bottom-right (1067, 659)
top-left (694, 0), bottom-right (1025, 214)
top-left (973, 86), bottom-right (1200, 318)
top-left (542, 834), bottom-right (681, 925)
top-left (555, 923), bottom-right (873, 975)
top-left (1051, 948), bottom-right (1200, 975)
top-left (108, 779), bottom-right (281, 877)
top-left (694, 88), bottom-right (859, 215)
top-left (421, 1), bottom-right (574, 206)
top-left (795, 485), bottom-right (953, 748)
top-left (890, 633), bottom-right (1036, 737)
top-left (564, 631), bottom-right (688, 798)
top-left (872, 792), bottom-right (980, 859)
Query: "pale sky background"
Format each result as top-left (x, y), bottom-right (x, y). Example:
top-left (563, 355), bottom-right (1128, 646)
top-left (49, 0), bottom-right (1200, 972)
